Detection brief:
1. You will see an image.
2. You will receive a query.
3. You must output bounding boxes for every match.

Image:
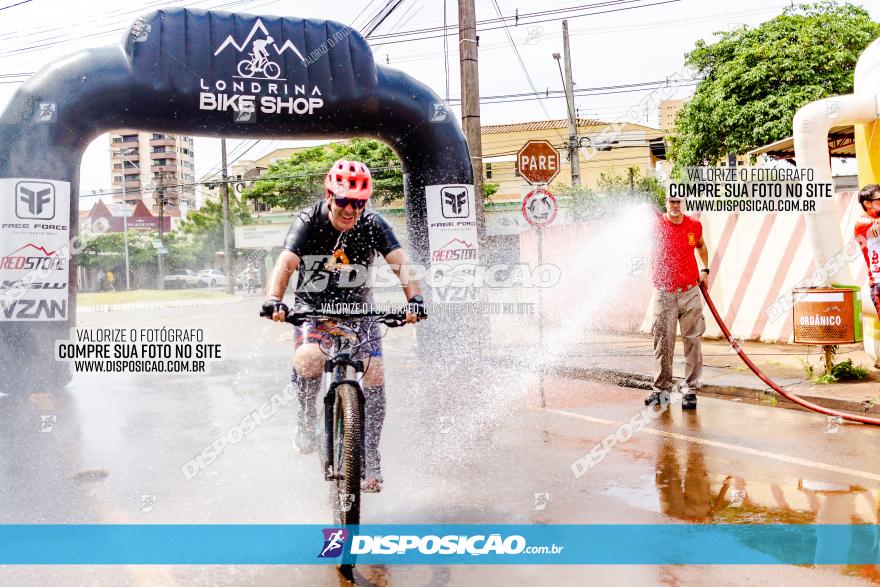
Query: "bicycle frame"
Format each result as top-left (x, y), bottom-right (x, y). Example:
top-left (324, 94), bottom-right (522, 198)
top-left (320, 326), bottom-right (366, 483)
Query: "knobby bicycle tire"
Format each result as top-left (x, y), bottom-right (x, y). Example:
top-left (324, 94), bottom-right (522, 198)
top-left (334, 383), bottom-right (362, 526)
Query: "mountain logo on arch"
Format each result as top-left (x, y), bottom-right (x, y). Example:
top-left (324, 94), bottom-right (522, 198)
top-left (214, 19), bottom-right (306, 80)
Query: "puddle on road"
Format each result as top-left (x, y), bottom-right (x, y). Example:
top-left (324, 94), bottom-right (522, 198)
top-left (602, 435), bottom-right (879, 525)
top-left (601, 436), bottom-right (880, 581)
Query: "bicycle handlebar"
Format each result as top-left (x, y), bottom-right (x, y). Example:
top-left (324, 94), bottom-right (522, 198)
top-left (259, 307), bottom-right (412, 328)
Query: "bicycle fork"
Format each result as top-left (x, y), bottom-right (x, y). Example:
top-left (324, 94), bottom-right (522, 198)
top-left (321, 351), bottom-right (366, 481)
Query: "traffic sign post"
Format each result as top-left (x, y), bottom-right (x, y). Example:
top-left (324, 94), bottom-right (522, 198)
top-left (521, 186), bottom-right (559, 408)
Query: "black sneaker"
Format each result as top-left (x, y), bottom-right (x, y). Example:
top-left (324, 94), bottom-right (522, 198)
top-left (644, 390), bottom-right (670, 406)
top-left (682, 393), bottom-right (698, 410)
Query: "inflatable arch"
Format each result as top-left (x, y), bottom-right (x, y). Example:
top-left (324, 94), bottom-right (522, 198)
top-left (0, 8), bottom-right (478, 390)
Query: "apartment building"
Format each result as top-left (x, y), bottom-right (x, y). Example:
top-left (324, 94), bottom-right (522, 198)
top-left (109, 131), bottom-right (196, 213)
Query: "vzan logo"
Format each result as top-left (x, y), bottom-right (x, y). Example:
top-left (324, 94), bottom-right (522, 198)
top-left (15, 181), bottom-right (55, 220)
top-left (441, 186), bottom-right (469, 219)
top-left (200, 19), bottom-right (323, 116)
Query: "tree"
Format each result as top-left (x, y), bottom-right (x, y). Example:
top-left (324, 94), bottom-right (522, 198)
top-left (78, 231), bottom-right (157, 271)
top-left (558, 166), bottom-right (666, 221)
top-left (77, 230), bottom-right (203, 288)
top-left (667, 2), bottom-right (880, 167)
top-left (243, 138), bottom-right (499, 209)
top-left (176, 194), bottom-right (252, 266)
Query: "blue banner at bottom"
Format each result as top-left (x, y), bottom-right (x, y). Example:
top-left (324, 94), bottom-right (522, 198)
top-left (0, 524), bottom-right (877, 565)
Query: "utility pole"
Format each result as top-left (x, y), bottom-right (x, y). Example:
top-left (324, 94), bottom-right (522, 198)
top-left (157, 172), bottom-right (166, 290)
top-left (561, 20), bottom-right (580, 187)
top-left (111, 146), bottom-right (142, 290)
top-left (458, 0), bottom-right (486, 246)
top-left (220, 138), bottom-right (233, 294)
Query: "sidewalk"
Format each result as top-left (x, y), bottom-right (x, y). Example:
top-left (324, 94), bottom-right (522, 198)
top-left (78, 290), bottom-right (258, 313)
top-left (492, 323), bottom-right (880, 417)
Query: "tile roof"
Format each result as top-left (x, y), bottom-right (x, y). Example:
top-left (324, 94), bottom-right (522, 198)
top-left (481, 118), bottom-right (610, 134)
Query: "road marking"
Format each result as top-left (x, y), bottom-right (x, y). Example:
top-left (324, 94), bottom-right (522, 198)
top-left (544, 408), bottom-right (880, 483)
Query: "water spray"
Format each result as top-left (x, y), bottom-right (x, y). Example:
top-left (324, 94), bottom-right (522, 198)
top-left (699, 283), bottom-right (880, 426)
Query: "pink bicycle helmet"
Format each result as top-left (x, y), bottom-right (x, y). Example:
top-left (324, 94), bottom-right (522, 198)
top-left (324, 159), bottom-right (373, 200)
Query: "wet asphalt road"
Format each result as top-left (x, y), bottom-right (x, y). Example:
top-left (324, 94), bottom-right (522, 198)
top-left (1, 299), bottom-right (879, 586)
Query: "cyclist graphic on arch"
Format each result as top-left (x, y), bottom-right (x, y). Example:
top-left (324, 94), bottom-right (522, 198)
top-left (237, 35), bottom-right (282, 79)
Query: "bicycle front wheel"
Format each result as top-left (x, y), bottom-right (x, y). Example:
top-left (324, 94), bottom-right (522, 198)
top-left (263, 61), bottom-right (281, 79)
top-left (333, 383), bottom-right (362, 526)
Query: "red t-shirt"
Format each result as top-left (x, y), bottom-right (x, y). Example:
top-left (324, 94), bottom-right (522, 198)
top-left (652, 213), bottom-right (702, 290)
top-left (854, 213), bottom-right (880, 287)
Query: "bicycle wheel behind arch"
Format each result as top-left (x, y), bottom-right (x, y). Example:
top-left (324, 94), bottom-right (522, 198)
top-left (333, 383), bottom-right (362, 526)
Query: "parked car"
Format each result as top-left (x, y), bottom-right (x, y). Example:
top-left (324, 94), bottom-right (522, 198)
top-left (163, 269), bottom-right (200, 289)
top-left (198, 269), bottom-right (228, 288)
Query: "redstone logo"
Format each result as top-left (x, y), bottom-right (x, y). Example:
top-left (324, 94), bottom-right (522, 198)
top-left (432, 238), bottom-right (478, 262)
top-left (0, 243), bottom-right (64, 271)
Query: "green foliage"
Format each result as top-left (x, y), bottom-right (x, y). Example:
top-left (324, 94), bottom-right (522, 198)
top-left (242, 138), bottom-right (497, 209)
top-left (242, 139), bottom-right (403, 209)
top-left (77, 230), bottom-right (200, 274)
top-left (803, 358), bottom-right (869, 384)
top-left (559, 166), bottom-right (666, 221)
top-left (78, 231), bottom-right (158, 270)
top-left (830, 358), bottom-right (870, 380)
top-left (814, 373), bottom-right (839, 384)
top-left (483, 182), bottom-right (500, 200)
top-left (667, 2), bottom-right (880, 167)
top-left (177, 195), bottom-right (252, 265)
top-left (801, 359), bottom-right (815, 380)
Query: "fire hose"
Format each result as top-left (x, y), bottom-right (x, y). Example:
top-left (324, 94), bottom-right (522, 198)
top-left (699, 283), bottom-right (880, 426)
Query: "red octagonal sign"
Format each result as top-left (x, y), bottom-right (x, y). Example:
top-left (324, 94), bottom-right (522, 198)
top-left (517, 140), bottom-right (561, 185)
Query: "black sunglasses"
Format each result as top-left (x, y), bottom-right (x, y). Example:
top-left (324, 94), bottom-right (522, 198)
top-left (333, 196), bottom-right (367, 210)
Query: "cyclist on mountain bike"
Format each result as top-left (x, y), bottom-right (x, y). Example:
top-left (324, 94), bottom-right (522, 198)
top-left (261, 159), bottom-right (426, 493)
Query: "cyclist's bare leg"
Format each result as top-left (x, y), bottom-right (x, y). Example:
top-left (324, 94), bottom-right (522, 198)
top-left (293, 343), bottom-right (323, 379)
top-left (362, 359), bottom-right (385, 491)
top-left (291, 344), bottom-right (323, 453)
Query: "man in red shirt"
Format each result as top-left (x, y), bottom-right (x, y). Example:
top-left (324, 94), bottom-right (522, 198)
top-left (854, 184), bottom-right (880, 369)
top-left (854, 184), bottom-right (880, 317)
top-left (647, 194), bottom-right (710, 410)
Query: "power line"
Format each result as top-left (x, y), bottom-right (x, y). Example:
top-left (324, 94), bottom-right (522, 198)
top-left (80, 165), bottom-right (407, 199)
top-left (370, 0), bottom-right (681, 46)
top-left (0, 0), bottom-right (34, 10)
top-left (0, 0), bottom-right (282, 61)
top-left (446, 78), bottom-right (700, 103)
top-left (371, 0), bottom-right (647, 40)
top-left (360, 0), bottom-right (409, 38)
top-left (490, 0), bottom-right (556, 121)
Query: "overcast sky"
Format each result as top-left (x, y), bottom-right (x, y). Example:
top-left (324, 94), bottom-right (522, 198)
top-left (2, 0), bottom-right (878, 204)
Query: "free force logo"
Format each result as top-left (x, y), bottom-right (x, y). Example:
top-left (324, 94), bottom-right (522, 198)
top-left (441, 186), bottom-right (470, 219)
top-left (318, 528), bottom-right (349, 558)
top-left (15, 182), bottom-right (55, 220)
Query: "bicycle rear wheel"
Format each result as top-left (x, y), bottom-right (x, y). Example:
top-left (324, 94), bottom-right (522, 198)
top-left (333, 383), bottom-right (362, 526)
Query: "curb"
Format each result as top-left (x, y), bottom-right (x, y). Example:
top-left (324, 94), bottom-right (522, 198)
top-left (550, 364), bottom-right (880, 417)
top-left (79, 297), bottom-right (243, 313)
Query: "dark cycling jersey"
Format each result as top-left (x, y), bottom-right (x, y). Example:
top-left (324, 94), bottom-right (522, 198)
top-left (282, 200), bottom-right (401, 306)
